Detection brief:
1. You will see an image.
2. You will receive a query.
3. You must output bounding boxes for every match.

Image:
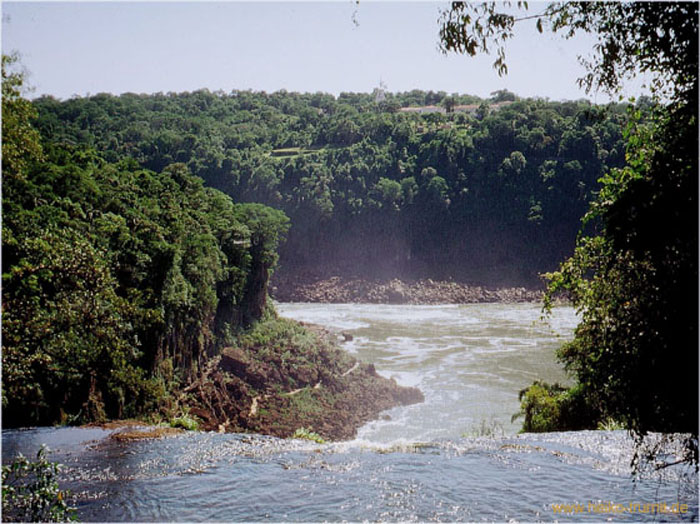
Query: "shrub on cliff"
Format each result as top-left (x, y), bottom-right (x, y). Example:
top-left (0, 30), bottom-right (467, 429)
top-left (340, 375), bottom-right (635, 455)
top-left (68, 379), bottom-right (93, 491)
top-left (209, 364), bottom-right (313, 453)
top-left (513, 381), bottom-right (599, 433)
top-left (291, 427), bottom-right (326, 444)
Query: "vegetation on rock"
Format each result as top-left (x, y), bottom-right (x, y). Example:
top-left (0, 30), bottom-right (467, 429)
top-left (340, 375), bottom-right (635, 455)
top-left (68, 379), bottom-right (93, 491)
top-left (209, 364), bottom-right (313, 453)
top-left (291, 427), bottom-right (326, 444)
top-left (2, 53), bottom-right (421, 438)
top-left (2, 54), bottom-right (289, 427)
top-left (4, 1), bottom-right (695, 463)
top-left (182, 315), bottom-right (423, 440)
top-left (169, 414), bottom-right (200, 431)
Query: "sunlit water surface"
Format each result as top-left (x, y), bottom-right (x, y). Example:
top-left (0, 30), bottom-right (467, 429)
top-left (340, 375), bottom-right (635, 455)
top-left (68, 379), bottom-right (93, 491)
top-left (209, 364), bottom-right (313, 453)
top-left (278, 302), bottom-right (577, 441)
top-left (3, 303), bottom-right (697, 521)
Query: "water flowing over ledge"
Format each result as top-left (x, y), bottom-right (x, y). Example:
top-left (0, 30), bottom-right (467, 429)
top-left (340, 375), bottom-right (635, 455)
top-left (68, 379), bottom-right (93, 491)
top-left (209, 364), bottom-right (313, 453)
top-left (3, 303), bottom-right (696, 521)
top-left (2, 426), bottom-right (697, 522)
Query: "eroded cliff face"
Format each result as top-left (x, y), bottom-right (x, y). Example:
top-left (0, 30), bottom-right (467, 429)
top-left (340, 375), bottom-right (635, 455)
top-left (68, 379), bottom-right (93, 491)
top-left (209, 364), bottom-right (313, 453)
top-left (182, 318), bottom-right (424, 441)
top-left (156, 202), bottom-right (289, 384)
top-left (238, 243), bottom-right (271, 327)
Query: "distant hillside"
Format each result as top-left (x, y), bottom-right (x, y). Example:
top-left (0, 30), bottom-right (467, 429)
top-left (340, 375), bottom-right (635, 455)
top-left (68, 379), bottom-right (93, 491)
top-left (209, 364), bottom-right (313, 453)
top-left (32, 89), bottom-right (637, 286)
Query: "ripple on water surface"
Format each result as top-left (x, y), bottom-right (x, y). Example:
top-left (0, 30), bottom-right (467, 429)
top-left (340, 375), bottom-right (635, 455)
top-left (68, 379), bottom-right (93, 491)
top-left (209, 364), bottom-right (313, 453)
top-left (2, 428), bottom-right (697, 522)
top-left (4, 304), bottom-right (695, 521)
top-left (279, 302), bottom-right (577, 439)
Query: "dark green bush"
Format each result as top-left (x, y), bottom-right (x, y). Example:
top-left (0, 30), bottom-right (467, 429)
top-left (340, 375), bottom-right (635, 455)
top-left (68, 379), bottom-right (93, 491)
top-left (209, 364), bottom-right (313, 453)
top-left (513, 381), bottom-right (601, 433)
top-left (2, 57), bottom-right (289, 427)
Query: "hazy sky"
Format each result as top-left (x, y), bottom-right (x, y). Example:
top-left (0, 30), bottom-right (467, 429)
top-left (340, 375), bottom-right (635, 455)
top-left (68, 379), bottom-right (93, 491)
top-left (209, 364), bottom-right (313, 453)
top-left (2, 1), bottom-right (646, 102)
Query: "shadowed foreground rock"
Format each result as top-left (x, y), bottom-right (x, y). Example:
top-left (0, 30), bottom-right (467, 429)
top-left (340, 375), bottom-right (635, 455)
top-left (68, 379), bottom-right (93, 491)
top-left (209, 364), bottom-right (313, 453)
top-left (183, 319), bottom-right (424, 441)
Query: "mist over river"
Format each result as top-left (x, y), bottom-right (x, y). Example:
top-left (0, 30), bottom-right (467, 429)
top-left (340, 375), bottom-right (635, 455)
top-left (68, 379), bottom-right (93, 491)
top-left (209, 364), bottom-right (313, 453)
top-left (3, 303), bottom-right (697, 521)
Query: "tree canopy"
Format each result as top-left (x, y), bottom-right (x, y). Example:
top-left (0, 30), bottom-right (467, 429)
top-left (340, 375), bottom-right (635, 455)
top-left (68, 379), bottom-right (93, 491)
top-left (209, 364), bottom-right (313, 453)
top-left (440, 2), bottom-right (698, 100)
top-left (440, 1), bottom-right (698, 466)
top-left (31, 87), bottom-right (633, 285)
top-left (1, 58), bottom-right (289, 426)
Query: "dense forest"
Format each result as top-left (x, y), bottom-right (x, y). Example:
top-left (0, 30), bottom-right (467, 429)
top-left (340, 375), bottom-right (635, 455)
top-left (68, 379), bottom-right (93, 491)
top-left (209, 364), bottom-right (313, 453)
top-left (2, 2), bottom-right (696, 482)
top-left (2, 12), bottom-right (696, 524)
top-left (31, 89), bottom-right (635, 285)
top-left (3, 55), bottom-right (290, 426)
top-left (2, 55), bottom-right (423, 433)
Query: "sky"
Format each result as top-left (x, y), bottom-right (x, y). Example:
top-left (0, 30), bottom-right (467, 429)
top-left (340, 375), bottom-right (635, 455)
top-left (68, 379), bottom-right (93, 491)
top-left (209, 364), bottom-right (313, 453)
top-left (2, 1), bottom-right (648, 103)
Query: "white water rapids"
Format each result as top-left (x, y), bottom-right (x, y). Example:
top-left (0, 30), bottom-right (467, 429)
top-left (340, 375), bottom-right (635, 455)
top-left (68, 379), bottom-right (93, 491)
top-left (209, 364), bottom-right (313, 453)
top-left (4, 303), bottom-right (697, 522)
top-left (277, 302), bottom-right (578, 442)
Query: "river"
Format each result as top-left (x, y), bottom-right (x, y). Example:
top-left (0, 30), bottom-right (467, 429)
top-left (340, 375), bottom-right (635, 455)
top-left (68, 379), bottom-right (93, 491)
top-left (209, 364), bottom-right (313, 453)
top-left (3, 303), bottom-right (698, 521)
top-left (278, 302), bottom-right (575, 441)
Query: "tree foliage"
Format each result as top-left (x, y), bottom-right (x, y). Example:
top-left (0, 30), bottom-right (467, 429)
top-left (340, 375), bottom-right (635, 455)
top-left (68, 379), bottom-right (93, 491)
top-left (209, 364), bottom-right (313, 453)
top-left (1, 59), bottom-right (289, 426)
top-left (1, 54), bottom-right (44, 180)
top-left (2, 446), bottom-right (77, 522)
top-left (440, 2), bottom-right (698, 464)
top-left (440, 2), bottom-right (698, 99)
top-left (31, 87), bottom-right (632, 285)
top-left (546, 97), bottom-right (698, 439)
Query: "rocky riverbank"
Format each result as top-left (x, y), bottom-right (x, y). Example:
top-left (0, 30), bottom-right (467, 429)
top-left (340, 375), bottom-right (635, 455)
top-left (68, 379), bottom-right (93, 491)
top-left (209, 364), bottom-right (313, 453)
top-left (181, 317), bottom-right (423, 441)
top-left (272, 275), bottom-right (544, 304)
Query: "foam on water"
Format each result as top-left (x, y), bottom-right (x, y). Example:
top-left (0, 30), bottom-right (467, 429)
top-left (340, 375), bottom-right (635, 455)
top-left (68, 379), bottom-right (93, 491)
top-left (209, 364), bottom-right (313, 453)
top-left (5, 304), bottom-right (694, 522)
top-left (280, 302), bottom-right (576, 439)
top-left (3, 426), bottom-right (697, 522)
top-left (274, 302), bottom-right (372, 330)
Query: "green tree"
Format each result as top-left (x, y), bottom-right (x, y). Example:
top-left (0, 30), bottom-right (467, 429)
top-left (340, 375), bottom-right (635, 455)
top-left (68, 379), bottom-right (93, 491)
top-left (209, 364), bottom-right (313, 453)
top-left (425, 175), bottom-right (450, 209)
top-left (2, 54), bottom-right (44, 181)
top-left (440, 2), bottom-right (698, 465)
top-left (234, 203), bottom-right (290, 324)
top-left (439, 2), bottom-right (697, 100)
top-left (441, 95), bottom-right (457, 113)
top-left (499, 150), bottom-right (527, 176)
top-left (29, 72), bottom-right (629, 286)
top-left (489, 89), bottom-right (517, 102)
top-left (372, 177), bottom-right (403, 211)
top-left (1, 59), bottom-right (291, 427)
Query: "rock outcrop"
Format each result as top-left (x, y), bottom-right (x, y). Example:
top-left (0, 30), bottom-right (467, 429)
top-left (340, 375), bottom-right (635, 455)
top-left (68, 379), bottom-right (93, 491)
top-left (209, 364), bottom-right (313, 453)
top-left (272, 275), bottom-right (544, 304)
top-left (182, 318), bottom-right (424, 441)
